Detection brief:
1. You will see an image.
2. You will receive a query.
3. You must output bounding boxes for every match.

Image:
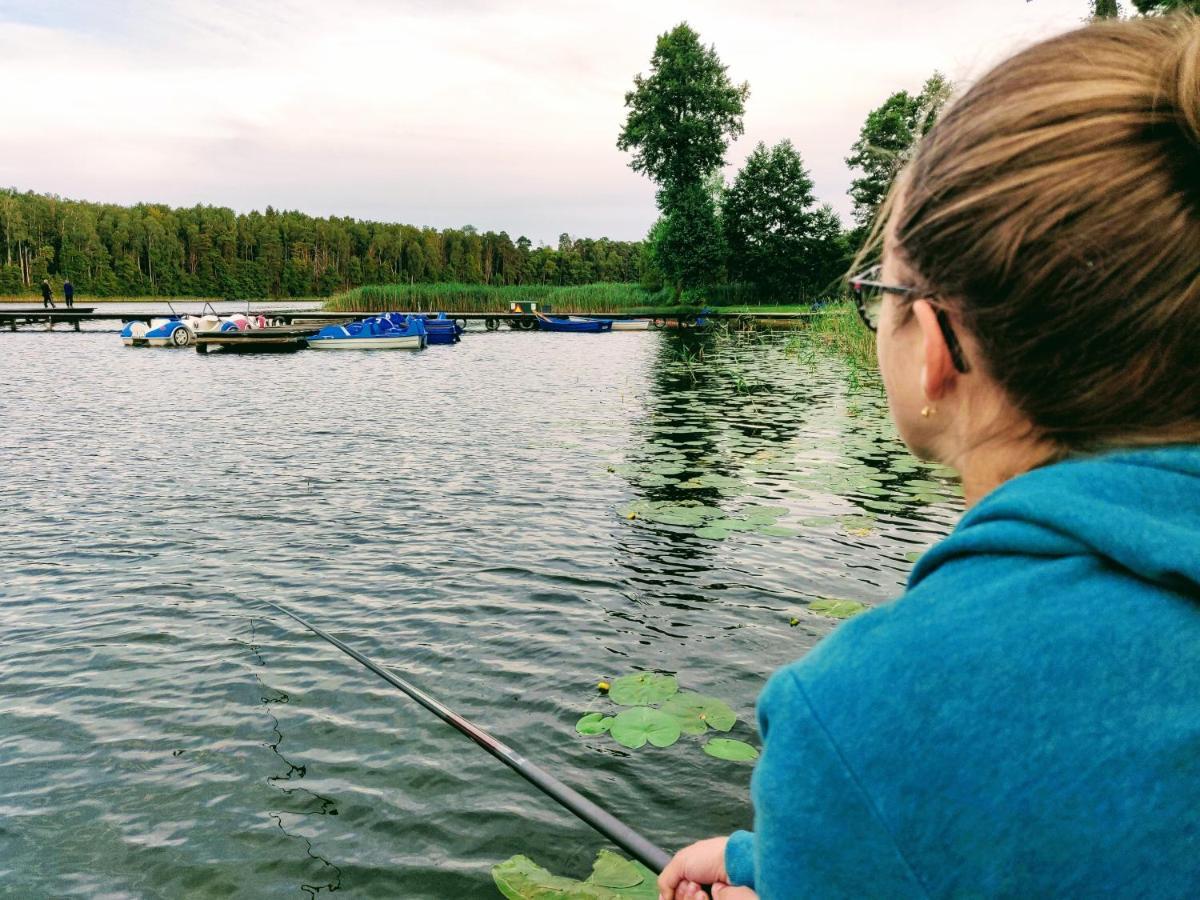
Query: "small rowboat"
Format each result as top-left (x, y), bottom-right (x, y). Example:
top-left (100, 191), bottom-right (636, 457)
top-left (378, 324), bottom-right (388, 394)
top-left (610, 319), bottom-right (651, 331)
top-left (535, 314), bottom-right (613, 333)
top-left (307, 315), bottom-right (427, 350)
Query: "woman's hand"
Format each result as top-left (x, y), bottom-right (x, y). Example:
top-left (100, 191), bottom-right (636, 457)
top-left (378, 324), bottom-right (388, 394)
top-left (657, 837), bottom-right (757, 900)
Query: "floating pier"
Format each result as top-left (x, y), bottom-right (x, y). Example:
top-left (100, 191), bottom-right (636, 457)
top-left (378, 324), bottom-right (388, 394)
top-left (194, 326), bottom-right (321, 354)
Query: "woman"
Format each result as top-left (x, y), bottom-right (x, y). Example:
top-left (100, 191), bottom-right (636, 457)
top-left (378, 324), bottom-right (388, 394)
top-left (660, 15), bottom-right (1200, 899)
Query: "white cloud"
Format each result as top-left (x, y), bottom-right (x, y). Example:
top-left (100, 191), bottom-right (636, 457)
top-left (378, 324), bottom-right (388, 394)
top-left (0, 0), bottom-right (1086, 241)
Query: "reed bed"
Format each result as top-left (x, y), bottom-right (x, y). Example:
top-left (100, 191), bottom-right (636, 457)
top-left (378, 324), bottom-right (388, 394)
top-left (325, 282), bottom-right (678, 314)
top-left (804, 302), bottom-right (877, 369)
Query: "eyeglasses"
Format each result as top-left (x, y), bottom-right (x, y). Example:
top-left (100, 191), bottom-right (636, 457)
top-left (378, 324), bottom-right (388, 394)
top-left (848, 265), bottom-right (971, 374)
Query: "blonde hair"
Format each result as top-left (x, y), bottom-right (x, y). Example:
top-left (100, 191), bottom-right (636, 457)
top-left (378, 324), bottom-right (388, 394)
top-left (887, 15), bottom-right (1200, 451)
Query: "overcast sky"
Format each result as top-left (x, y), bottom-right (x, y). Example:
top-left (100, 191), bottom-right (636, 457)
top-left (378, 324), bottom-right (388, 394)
top-left (0, 0), bottom-right (1087, 244)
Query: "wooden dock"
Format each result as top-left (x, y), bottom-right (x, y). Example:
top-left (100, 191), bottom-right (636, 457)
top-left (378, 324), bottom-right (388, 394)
top-left (0, 305), bottom-right (818, 334)
top-left (1, 307), bottom-right (98, 330)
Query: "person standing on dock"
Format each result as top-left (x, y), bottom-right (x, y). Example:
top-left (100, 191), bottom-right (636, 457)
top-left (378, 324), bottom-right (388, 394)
top-left (40, 278), bottom-right (54, 308)
top-left (63, 278), bottom-right (74, 308)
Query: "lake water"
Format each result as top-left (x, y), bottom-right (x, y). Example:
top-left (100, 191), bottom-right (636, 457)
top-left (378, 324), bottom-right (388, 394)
top-left (0, 317), bottom-right (961, 898)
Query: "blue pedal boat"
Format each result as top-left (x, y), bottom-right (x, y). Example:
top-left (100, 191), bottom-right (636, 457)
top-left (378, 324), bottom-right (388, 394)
top-left (387, 312), bottom-right (462, 345)
top-left (307, 315), bottom-right (427, 350)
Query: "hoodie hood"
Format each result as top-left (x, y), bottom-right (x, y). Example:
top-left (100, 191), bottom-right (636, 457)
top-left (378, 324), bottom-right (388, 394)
top-left (911, 445), bottom-right (1200, 598)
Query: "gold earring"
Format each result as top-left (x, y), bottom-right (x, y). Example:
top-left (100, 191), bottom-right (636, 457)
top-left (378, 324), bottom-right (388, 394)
top-left (921, 405), bottom-right (935, 418)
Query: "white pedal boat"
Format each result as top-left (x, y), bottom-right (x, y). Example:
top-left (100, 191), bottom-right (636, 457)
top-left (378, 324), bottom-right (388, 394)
top-left (121, 311), bottom-right (259, 347)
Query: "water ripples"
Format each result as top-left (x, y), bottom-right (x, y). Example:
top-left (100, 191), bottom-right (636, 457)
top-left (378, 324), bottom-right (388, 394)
top-left (0, 322), bottom-right (960, 897)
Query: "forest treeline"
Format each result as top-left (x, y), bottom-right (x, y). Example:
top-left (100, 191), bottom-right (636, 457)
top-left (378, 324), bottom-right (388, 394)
top-left (0, 190), bottom-right (644, 298)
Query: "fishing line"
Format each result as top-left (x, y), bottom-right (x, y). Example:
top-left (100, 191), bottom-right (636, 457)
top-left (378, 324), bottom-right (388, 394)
top-left (255, 598), bottom-right (674, 874)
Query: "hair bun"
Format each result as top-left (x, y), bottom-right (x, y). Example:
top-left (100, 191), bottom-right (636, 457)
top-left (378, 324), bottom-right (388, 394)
top-left (1164, 17), bottom-right (1200, 149)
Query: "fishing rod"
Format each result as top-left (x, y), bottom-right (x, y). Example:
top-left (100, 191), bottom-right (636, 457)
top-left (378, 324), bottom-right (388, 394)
top-left (255, 599), bottom-right (673, 874)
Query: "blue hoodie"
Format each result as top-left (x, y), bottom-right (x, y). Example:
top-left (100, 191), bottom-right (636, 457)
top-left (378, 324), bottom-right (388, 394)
top-left (725, 447), bottom-right (1200, 898)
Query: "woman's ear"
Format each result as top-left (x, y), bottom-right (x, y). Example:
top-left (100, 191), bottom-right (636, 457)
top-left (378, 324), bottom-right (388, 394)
top-left (913, 299), bottom-right (959, 402)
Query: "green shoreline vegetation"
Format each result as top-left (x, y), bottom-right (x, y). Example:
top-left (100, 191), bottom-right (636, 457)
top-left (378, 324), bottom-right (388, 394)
top-left (324, 282), bottom-right (676, 315)
top-left (328, 281), bottom-right (877, 372)
top-left (800, 304), bottom-right (877, 370)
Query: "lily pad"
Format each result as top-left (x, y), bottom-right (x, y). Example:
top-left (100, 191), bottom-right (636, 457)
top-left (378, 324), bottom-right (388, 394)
top-left (702, 738), bottom-right (760, 762)
top-left (756, 525), bottom-right (797, 537)
top-left (717, 518), bottom-right (759, 532)
top-left (609, 707), bottom-right (681, 749)
top-left (660, 693), bottom-right (737, 734)
top-left (617, 501), bottom-right (727, 528)
top-left (492, 855), bottom-right (607, 899)
top-left (694, 526), bottom-right (731, 540)
top-left (808, 598), bottom-right (870, 620)
top-left (492, 852), bottom-right (657, 899)
top-left (633, 473), bottom-right (677, 488)
top-left (589, 850), bottom-right (643, 889)
top-left (798, 515), bottom-right (840, 527)
top-left (646, 461), bottom-right (687, 476)
top-left (741, 505), bottom-right (789, 525)
top-left (575, 713), bottom-right (614, 735)
top-left (647, 506), bottom-right (712, 527)
top-left (607, 672), bottom-right (678, 706)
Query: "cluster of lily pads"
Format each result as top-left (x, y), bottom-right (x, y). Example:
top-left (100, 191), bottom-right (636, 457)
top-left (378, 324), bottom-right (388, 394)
top-left (576, 672), bottom-right (759, 762)
top-left (617, 499), bottom-right (793, 541)
top-left (493, 850), bottom-right (656, 900)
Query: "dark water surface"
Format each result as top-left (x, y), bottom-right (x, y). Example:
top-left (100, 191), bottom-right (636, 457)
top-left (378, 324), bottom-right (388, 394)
top-left (0, 319), bottom-right (961, 898)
